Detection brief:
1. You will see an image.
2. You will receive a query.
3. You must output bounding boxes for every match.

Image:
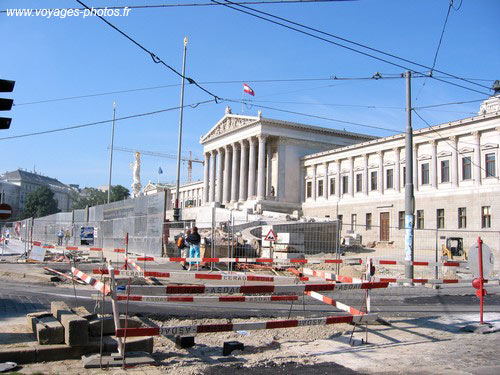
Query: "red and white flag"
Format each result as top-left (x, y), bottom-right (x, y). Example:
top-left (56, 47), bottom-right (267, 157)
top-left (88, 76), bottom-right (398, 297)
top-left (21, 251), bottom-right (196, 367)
top-left (243, 83), bottom-right (255, 96)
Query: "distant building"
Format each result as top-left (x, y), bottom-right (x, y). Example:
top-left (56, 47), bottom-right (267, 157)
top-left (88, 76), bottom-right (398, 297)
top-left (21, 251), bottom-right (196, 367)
top-left (0, 180), bottom-right (21, 218)
top-left (0, 169), bottom-right (74, 213)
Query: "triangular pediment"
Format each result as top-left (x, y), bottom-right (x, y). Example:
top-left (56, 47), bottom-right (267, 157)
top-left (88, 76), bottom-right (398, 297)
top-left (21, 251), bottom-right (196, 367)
top-left (200, 114), bottom-right (259, 143)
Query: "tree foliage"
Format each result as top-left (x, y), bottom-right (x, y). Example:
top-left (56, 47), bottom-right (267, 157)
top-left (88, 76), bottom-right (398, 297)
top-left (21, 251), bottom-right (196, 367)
top-left (23, 186), bottom-right (60, 219)
top-left (72, 185), bottom-right (130, 209)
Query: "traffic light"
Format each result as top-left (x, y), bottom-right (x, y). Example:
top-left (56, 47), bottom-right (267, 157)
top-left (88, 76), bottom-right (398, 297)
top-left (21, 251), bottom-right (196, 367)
top-left (0, 79), bottom-right (15, 130)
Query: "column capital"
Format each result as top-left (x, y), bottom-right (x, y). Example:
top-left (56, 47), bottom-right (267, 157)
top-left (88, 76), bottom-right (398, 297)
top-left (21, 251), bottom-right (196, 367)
top-left (449, 135), bottom-right (457, 143)
top-left (471, 130), bottom-right (480, 137)
top-left (377, 150), bottom-right (384, 156)
top-left (223, 144), bottom-right (231, 152)
top-left (323, 161), bottom-right (328, 167)
top-left (496, 126), bottom-right (500, 132)
top-left (334, 159), bottom-right (341, 166)
top-left (210, 149), bottom-right (217, 156)
top-left (257, 134), bottom-right (267, 142)
top-left (429, 139), bottom-right (437, 146)
top-left (392, 147), bottom-right (400, 153)
top-left (218, 146), bottom-right (225, 153)
top-left (348, 156), bottom-right (354, 162)
top-left (248, 136), bottom-right (257, 145)
top-left (362, 153), bottom-right (368, 159)
top-left (232, 142), bottom-right (240, 150)
top-left (238, 139), bottom-right (247, 147)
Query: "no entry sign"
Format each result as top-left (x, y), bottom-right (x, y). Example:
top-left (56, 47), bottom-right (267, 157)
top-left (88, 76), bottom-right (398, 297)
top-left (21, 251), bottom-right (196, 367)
top-left (0, 203), bottom-right (12, 220)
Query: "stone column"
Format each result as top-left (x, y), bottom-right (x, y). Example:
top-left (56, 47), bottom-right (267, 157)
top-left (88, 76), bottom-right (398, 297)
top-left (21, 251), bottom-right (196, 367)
top-left (256, 134), bottom-right (267, 200)
top-left (266, 142), bottom-right (272, 197)
top-left (473, 131), bottom-right (481, 185)
top-left (223, 145), bottom-right (231, 203)
top-left (349, 157), bottom-right (354, 196)
top-left (394, 147), bottom-right (400, 192)
top-left (335, 160), bottom-right (341, 198)
top-left (312, 165), bottom-right (317, 201)
top-left (430, 140), bottom-right (437, 188)
top-left (248, 137), bottom-right (257, 198)
top-left (231, 142), bottom-right (240, 203)
top-left (363, 154), bottom-right (369, 195)
top-left (413, 144), bottom-right (419, 191)
top-left (323, 162), bottom-right (329, 200)
top-left (209, 150), bottom-right (216, 202)
top-left (216, 147), bottom-right (224, 203)
top-left (238, 140), bottom-right (248, 202)
top-left (203, 152), bottom-right (210, 204)
top-left (378, 151), bottom-right (384, 194)
top-left (450, 136), bottom-right (458, 187)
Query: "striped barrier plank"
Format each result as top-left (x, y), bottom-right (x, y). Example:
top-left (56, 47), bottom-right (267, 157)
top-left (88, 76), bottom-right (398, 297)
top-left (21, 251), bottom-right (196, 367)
top-left (374, 277), bottom-right (475, 285)
top-left (113, 294), bottom-right (300, 304)
top-left (126, 281), bottom-right (389, 296)
top-left (71, 267), bottom-right (111, 295)
top-left (305, 291), bottom-right (364, 315)
top-left (90, 247), bottom-right (102, 251)
top-left (114, 248), bottom-right (126, 253)
top-left (93, 268), bottom-right (311, 283)
top-left (128, 256), bottom-right (362, 265)
top-left (116, 313), bottom-right (378, 337)
top-left (302, 268), bottom-right (364, 283)
top-left (372, 259), bottom-right (466, 267)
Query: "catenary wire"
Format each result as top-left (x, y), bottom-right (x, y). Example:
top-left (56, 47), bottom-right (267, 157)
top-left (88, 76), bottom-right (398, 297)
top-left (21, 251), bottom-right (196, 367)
top-left (214, 0), bottom-right (492, 95)
top-left (0, 99), bottom-right (214, 141)
top-left (75, 0), bottom-right (221, 102)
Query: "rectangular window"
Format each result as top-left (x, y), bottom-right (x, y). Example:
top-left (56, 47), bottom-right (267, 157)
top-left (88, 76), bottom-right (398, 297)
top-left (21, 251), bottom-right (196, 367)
top-left (436, 209), bottom-right (444, 229)
top-left (403, 166), bottom-right (406, 185)
top-left (330, 178), bottom-right (335, 195)
top-left (342, 176), bottom-right (349, 195)
top-left (337, 215), bottom-right (343, 230)
top-left (482, 206), bottom-right (491, 228)
top-left (370, 171), bottom-right (378, 191)
top-left (462, 156), bottom-right (472, 180)
top-left (356, 173), bottom-right (362, 193)
top-left (351, 214), bottom-right (357, 231)
top-left (318, 179), bottom-right (324, 197)
top-left (386, 169), bottom-right (393, 189)
top-left (398, 211), bottom-right (405, 230)
top-left (486, 153), bottom-right (496, 177)
top-left (366, 213), bottom-right (372, 230)
top-left (421, 163), bottom-right (429, 185)
top-left (458, 207), bottom-right (467, 229)
top-left (417, 210), bottom-right (424, 229)
top-left (306, 181), bottom-right (312, 198)
top-left (441, 160), bottom-right (450, 183)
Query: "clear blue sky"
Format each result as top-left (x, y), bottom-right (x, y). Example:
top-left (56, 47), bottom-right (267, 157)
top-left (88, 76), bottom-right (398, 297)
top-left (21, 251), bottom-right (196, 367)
top-left (1, 0), bottom-right (498, 191)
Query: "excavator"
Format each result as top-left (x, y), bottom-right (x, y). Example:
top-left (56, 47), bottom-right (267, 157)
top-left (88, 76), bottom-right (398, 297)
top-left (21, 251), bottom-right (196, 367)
top-left (441, 237), bottom-right (467, 260)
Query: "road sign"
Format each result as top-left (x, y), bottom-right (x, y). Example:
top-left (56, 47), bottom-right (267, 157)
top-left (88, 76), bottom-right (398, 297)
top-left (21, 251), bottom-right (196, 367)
top-left (0, 203), bottom-right (12, 220)
top-left (468, 242), bottom-right (495, 278)
top-left (265, 229), bottom-right (277, 242)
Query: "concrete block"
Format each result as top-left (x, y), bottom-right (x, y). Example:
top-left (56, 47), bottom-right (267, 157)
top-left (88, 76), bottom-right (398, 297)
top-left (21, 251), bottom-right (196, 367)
top-left (35, 344), bottom-right (92, 362)
top-left (51, 301), bottom-right (71, 321)
top-left (82, 352), bottom-right (155, 369)
top-left (88, 316), bottom-right (142, 337)
top-left (72, 306), bottom-right (97, 321)
top-left (175, 336), bottom-right (195, 349)
top-left (60, 313), bottom-right (89, 346)
top-left (36, 316), bottom-right (64, 345)
top-left (26, 311), bottom-right (51, 333)
top-left (223, 341), bottom-right (244, 356)
top-left (101, 336), bottom-right (154, 354)
top-left (0, 347), bottom-right (37, 364)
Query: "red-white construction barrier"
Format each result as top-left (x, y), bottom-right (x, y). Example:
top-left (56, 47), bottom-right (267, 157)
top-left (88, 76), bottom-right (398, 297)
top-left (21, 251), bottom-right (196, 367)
top-left (116, 313), bottom-right (378, 337)
top-left (305, 291), bottom-right (364, 315)
top-left (372, 259), bottom-right (466, 267)
top-left (126, 281), bottom-right (389, 296)
top-left (373, 277), bottom-right (474, 285)
top-left (114, 248), bottom-right (126, 253)
top-left (71, 267), bottom-right (111, 295)
top-left (113, 294), bottom-right (300, 304)
top-left (127, 256), bottom-right (362, 265)
top-left (302, 268), bottom-right (364, 283)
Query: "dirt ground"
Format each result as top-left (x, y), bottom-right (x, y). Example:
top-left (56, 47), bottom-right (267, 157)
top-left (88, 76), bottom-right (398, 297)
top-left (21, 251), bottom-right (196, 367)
top-left (2, 312), bottom-right (500, 375)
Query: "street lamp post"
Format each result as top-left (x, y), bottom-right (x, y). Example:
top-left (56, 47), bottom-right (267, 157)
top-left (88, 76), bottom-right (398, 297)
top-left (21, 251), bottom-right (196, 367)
top-left (107, 101), bottom-right (117, 204)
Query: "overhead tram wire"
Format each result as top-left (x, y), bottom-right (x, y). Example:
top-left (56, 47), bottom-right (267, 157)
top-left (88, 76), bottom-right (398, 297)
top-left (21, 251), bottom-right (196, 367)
top-left (75, 0), bottom-right (221, 103)
top-left (213, 0), bottom-right (492, 95)
top-left (0, 1), bottom-right (348, 13)
top-left (0, 99), bottom-right (214, 141)
top-left (413, 109), bottom-right (500, 182)
top-left (415, 0), bottom-right (456, 102)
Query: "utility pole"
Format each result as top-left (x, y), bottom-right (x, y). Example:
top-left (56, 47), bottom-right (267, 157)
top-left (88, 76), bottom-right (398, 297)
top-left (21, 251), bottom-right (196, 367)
top-left (174, 37), bottom-right (188, 222)
top-left (107, 101), bottom-right (117, 204)
top-left (404, 71), bottom-right (414, 280)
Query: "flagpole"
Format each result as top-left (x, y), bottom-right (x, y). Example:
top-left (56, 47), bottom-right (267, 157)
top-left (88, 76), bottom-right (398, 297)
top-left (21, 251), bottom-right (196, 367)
top-left (242, 85), bottom-right (244, 114)
top-left (107, 101), bottom-right (116, 204)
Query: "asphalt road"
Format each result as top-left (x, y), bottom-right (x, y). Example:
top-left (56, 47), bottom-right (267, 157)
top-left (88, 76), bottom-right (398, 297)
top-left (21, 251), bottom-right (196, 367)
top-left (0, 238), bottom-right (26, 256)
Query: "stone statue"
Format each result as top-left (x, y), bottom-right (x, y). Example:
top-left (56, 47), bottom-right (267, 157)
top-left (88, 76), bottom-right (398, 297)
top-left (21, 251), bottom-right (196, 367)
top-left (130, 151), bottom-right (142, 198)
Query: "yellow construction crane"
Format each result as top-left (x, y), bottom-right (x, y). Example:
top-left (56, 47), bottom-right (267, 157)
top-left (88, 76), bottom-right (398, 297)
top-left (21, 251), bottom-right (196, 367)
top-left (109, 146), bottom-right (203, 183)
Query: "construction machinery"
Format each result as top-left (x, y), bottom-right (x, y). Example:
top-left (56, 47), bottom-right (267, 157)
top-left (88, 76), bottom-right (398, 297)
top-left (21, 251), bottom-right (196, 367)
top-left (442, 237), bottom-right (467, 260)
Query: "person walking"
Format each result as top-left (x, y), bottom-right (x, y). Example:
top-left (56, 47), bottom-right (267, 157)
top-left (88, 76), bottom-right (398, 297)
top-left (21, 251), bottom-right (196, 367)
top-left (186, 226), bottom-right (201, 271)
top-left (57, 229), bottom-right (64, 246)
top-left (64, 229), bottom-right (71, 246)
top-left (178, 229), bottom-right (191, 270)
